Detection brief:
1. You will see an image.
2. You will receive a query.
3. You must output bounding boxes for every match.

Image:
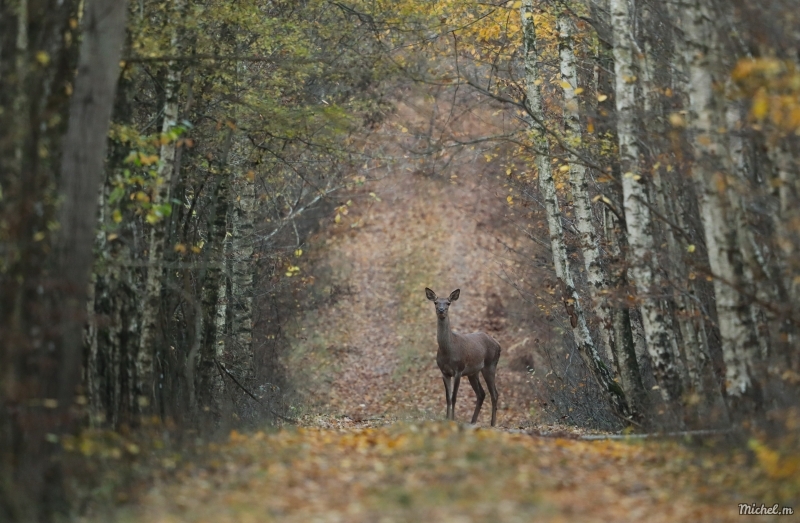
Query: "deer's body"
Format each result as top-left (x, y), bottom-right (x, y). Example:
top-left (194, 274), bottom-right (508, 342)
top-left (426, 288), bottom-right (501, 426)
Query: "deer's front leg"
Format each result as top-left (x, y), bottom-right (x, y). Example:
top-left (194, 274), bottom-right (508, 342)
top-left (442, 375), bottom-right (453, 420)
top-left (450, 372), bottom-right (462, 421)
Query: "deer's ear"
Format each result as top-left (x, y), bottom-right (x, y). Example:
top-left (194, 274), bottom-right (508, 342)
top-left (449, 289), bottom-right (460, 301)
top-left (425, 288), bottom-right (437, 301)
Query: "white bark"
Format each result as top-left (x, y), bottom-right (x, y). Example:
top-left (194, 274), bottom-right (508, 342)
top-left (229, 145), bottom-right (256, 379)
top-left (522, 0), bottom-right (627, 416)
top-left (611, 0), bottom-right (683, 402)
top-left (137, 0), bottom-right (185, 411)
top-left (681, 0), bottom-right (759, 400)
top-left (557, 15), bottom-right (616, 363)
top-left (726, 101), bottom-right (771, 360)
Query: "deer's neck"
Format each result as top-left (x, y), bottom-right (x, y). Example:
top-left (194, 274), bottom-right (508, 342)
top-left (437, 316), bottom-right (455, 355)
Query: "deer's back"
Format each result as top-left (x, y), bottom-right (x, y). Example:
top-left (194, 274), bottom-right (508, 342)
top-left (463, 331), bottom-right (501, 366)
top-left (438, 331), bottom-right (501, 377)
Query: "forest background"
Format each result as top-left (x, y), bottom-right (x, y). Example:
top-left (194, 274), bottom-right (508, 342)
top-left (1, 0), bottom-right (799, 521)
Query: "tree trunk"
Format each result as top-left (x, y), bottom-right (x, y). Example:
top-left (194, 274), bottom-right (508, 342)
top-left (610, 0), bottom-right (684, 403)
top-left (138, 1), bottom-right (185, 415)
top-left (522, 0), bottom-right (629, 418)
top-left (557, 14), bottom-right (616, 362)
top-left (198, 130), bottom-right (234, 419)
top-left (0, 0), bottom-right (126, 517)
top-left (228, 145), bottom-right (256, 381)
top-left (681, 0), bottom-right (760, 407)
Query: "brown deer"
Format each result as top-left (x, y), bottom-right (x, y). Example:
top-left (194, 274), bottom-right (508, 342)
top-left (425, 288), bottom-right (501, 426)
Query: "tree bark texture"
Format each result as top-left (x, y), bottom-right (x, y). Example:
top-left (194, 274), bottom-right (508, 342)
top-left (557, 14), bottom-right (617, 364)
top-left (0, 0), bottom-right (126, 518)
top-left (522, 0), bottom-right (629, 418)
top-left (681, 0), bottom-right (760, 404)
top-left (610, 0), bottom-right (684, 403)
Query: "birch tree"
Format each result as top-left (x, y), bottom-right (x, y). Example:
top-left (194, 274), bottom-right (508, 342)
top-left (522, 0), bottom-right (628, 417)
top-left (609, 0), bottom-right (684, 403)
top-left (137, 0), bottom-right (187, 414)
top-left (680, 0), bottom-right (760, 406)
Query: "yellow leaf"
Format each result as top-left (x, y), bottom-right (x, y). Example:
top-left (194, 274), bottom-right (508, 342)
top-left (558, 164), bottom-right (570, 172)
top-left (334, 213), bottom-right (341, 223)
top-left (506, 195), bottom-right (513, 205)
top-left (190, 245), bottom-right (201, 254)
top-left (174, 243), bottom-right (187, 254)
top-left (687, 244), bottom-right (696, 253)
top-left (112, 209), bottom-right (123, 223)
top-left (574, 87), bottom-right (584, 95)
top-left (697, 135), bottom-right (712, 146)
top-left (33, 231), bottom-right (46, 241)
top-left (295, 249), bottom-right (303, 257)
top-left (752, 92), bottom-right (769, 120)
top-left (139, 154), bottom-right (160, 166)
top-left (559, 80), bottom-right (571, 90)
top-left (669, 113), bottom-right (686, 127)
top-left (35, 51), bottom-right (50, 66)
top-left (107, 233), bottom-right (118, 241)
top-left (597, 93), bottom-right (608, 102)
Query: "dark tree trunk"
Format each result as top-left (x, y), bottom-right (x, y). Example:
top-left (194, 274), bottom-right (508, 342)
top-left (0, 0), bottom-right (126, 519)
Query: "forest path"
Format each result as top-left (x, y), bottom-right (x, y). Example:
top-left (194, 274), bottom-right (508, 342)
top-left (283, 165), bottom-right (542, 429)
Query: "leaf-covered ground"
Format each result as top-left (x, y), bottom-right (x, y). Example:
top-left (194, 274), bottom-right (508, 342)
top-left (94, 420), bottom-right (796, 523)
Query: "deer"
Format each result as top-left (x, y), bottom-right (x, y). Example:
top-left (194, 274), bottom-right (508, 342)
top-left (425, 288), bottom-right (501, 427)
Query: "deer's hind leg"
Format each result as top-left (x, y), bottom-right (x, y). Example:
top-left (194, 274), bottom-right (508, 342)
top-left (481, 365), bottom-right (499, 427)
top-left (467, 374), bottom-right (486, 424)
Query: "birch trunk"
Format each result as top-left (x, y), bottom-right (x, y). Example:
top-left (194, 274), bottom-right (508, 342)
top-left (610, 0), bottom-right (683, 402)
top-left (228, 147), bottom-right (256, 380)
top-left (557, 15), bottom-right (615, 362)
top-left (681, 0), bottom-right (760, 404)
top-left (137, 1), bottom-right (185, 413)
top-left (522, 0), bottom-right (628, 417)
top-left (726, 100), bottom-right (771, 360)
top-left (198, 130), bottom-right (234, 417)
top-left (603, 206), bottom-right (649, 417)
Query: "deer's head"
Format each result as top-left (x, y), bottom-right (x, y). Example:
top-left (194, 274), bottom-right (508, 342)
top-left (425, 288), bottom-right (460, 320)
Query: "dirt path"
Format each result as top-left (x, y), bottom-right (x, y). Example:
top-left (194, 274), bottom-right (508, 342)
top-left (284, 167), bottom-right (542, 429)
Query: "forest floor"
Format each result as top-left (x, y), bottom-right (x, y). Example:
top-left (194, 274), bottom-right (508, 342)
top-left (73, 103), bottom-right (799, 522)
